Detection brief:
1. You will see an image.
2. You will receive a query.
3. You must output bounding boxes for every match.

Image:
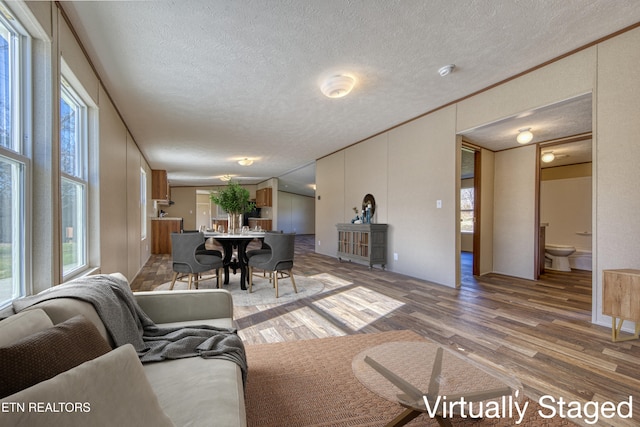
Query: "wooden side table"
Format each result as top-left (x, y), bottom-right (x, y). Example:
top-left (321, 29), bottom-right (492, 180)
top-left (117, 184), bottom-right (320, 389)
top-left (603, 269), bottom-right (640, 342)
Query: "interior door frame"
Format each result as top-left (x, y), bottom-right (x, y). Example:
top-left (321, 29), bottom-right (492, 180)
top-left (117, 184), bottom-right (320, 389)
top-left (472, 147), bottom-right (481, 276)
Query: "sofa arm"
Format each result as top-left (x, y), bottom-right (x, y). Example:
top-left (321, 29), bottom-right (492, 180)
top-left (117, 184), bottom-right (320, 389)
top-left (134, 289), bottom-right (233, 324)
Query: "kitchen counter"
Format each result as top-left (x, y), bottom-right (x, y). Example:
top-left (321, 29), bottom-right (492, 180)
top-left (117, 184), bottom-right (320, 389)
top-left (151, 218), bottom-right (182, 254)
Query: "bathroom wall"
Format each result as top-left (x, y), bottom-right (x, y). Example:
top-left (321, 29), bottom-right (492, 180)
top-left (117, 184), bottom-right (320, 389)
top-left (540, 164), bottom-right (592, 252)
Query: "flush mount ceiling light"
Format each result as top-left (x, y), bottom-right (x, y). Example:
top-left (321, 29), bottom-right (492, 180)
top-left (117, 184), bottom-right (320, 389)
top-left (438, 64), bottom-right (455, 77)
top-left (220, 175), bottom-right (232, 181)
top-left (517, 128), bottom-right (534, 144)
top-left (541, 151), bottom-right (555, 163)
top-left (238, 158), bottom-right (253, 166)
top-left (321, 74), bottom-right (355, 98)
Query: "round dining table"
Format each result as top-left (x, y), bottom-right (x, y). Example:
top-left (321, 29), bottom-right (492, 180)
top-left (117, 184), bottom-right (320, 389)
top-left (203, 231), bottom-right (265, 290)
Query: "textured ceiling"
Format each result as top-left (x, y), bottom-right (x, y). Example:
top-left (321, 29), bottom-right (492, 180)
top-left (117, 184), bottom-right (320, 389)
top-left (59, 1), bottom-right (640, 196)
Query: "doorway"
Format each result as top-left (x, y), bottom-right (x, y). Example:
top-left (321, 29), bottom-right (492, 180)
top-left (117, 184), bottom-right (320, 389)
top-left (538, 136), bottom-right (593, 277)
top-left (460, 145), bottom-right (481, 281)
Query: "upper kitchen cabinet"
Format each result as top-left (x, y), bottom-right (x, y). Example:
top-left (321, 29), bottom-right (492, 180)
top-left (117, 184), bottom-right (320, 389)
top-left (256, 187), bottom-right (272, 207)
top-left (152, 169), bottom-right (170, 201)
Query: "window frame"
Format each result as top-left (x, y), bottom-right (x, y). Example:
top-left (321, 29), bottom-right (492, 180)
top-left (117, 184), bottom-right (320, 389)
top-left (0, 4), bottom-right (31, 308)
top-left (141, 167), bottom-right (147, 240)
top-left (60, 76), bottom-right (89, 279)
top-left (460, 186), bottom-right (475, 233)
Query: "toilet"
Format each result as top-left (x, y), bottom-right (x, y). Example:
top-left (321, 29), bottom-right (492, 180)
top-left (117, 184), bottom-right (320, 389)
top-left (544, 244), bottom-right (576, 272)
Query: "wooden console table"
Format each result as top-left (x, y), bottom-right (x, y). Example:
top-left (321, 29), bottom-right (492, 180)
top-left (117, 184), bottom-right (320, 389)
top-left (336, 223), bottom-right (387, 270)
top-left (603, 269), bottom-right (640, 342)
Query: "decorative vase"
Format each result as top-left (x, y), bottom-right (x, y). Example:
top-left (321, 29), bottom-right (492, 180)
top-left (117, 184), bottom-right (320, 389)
top-left (228, 213), bottom-right (242, 234)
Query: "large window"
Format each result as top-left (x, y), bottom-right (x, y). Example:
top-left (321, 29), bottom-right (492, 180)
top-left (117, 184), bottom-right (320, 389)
top-left (60, 78), bottom-right (88, 278)
top-left (0, 7), bottom-right (29, 307)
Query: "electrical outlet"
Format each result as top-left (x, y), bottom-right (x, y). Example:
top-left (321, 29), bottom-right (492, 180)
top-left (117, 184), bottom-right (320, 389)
top-left (394, 252), bottom-right (398, 261)
top-left (436, 200), bottom-right (442, 208)
top-left (318, 240), bottom-right (321, 246)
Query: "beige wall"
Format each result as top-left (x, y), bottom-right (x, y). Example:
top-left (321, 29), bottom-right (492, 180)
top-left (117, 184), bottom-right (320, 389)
top-left (316, 151), bottom-right (346, 256)
top-left (492, 145), bottom-right (537, 278)
top-left (540, 175), bottom-right (592, 251)
top-left (478, 148), bottom-right (495, 276)
top-left (315, 25), bottom-right (640, 330)
top-left (595, 27), bottom-right (640, 325)
top-left (277, 192), bottom-right (315, 234)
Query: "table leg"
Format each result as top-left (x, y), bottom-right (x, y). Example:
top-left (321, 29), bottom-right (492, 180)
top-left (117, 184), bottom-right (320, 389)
top-left (384, 408), bottom-right (423, 427)
top-left (238, 239), bottom-right (251, 290)
top-left (220, 241), bottom-right (233, 285)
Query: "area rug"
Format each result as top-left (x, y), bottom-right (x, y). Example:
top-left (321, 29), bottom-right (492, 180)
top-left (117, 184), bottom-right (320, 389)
top-left (153, 274), bottom-right (325, 306)
top-left (244, 330), bottom-right (577, 426)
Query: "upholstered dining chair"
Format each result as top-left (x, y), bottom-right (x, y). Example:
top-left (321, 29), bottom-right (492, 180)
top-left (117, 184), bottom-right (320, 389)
top-left (248, 232), bottom-right (297, 298)
top-left (182, 229), bottom-right (223, 258)
top-left (170, 232), bottom-right (224, 290)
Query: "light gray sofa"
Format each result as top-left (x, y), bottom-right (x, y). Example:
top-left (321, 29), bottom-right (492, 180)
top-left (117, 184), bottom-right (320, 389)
top-left (0, 274), bottom-right (246, 427)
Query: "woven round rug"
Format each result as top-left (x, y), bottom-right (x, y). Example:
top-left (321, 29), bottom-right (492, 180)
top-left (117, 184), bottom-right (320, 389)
top-left (154, 274), bottom-right (325, 306)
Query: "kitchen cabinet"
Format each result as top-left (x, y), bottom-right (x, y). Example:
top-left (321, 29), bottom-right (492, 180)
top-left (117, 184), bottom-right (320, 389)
top-left (256, 187), bottom-right (272, 207)
top-left (151, 218), bottom-right (182, 254)
top-left (152, 170), bottom-right (170, 201)
top-left (336, 223), bottom-right (387, 269)
top-left (248, 218), bottom-right (272, 231)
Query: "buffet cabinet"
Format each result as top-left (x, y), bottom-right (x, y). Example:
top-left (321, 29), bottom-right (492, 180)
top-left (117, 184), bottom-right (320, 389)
top-left (336, 223), bottom-right (388, 269)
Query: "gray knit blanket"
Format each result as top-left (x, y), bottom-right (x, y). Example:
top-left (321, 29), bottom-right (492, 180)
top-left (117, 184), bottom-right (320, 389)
top-left (12, 274), bottom-right (247, 384)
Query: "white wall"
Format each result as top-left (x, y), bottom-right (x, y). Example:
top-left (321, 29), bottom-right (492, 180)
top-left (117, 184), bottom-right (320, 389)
top-left (492, 145), bottom-right (537, 279)
top-left (277, 192), bottom-right (315, 234)
top-left (316, 151), bottom-right (346, 257)
top-left (540, 176), bottom-right (592, 251)
top-left (388, 107), bottom-right (458, 286)
top-left (478, 148), bottom-right (495, 275)
top-left (595, 27), bottom-right (640, 325)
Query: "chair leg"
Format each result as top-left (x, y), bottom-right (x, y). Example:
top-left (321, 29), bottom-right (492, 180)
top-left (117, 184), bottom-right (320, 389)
top-left (289, 270), bottom-right (297, 294)
top-left (188, 274), bottom-right (194, 290)
top-left (170, 272), bottom-right (179, 290)
top-left (248, 266), bottom-right (253, 293)
top-left (274, 270), bottom-right (279, 298)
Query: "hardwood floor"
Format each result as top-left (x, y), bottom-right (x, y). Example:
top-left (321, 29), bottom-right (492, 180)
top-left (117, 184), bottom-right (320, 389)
top-left (131, 235), bottom-right (640, 426)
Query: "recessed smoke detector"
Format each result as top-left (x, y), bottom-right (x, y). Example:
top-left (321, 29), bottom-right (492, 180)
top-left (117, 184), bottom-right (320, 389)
top-left (438, 64), bottom-right (455, 77)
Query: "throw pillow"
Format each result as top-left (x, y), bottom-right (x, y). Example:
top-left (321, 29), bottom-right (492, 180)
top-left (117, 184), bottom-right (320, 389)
top-left (0, 344), bottom-right (175, 427)
top-left (0, 314), bottom-right (112, 398)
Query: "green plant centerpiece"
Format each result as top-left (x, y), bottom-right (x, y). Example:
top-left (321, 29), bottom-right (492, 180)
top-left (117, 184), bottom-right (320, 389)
top-left (210, 181), bottom-right (255, 233)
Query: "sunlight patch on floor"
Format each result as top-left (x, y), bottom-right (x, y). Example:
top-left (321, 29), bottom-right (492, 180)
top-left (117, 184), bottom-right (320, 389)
top-left (238, 306), bottom-right (347, 344)
top-left (312, 286), bottom-right (405, 331)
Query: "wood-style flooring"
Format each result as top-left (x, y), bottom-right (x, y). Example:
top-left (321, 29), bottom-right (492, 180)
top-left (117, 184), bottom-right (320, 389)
top-left (131, 235), bottom-right (639, 426)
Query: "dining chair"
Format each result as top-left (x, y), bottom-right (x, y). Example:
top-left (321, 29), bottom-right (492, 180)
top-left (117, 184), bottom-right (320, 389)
top-left (182, 229), bottom-right (223, 258)
top-left (248, 232), bottom-right (297, 298)
top-left (170, 232), bottom-right (224, 290)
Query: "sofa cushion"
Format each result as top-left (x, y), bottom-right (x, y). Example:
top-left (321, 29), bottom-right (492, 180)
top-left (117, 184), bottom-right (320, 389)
top-left (0, 309), bottom-right (53, 347)
top-left (144, 356), bottom-right (246, 427)
top-left (0, 315), bottom-right (111, 398)
top-left (0, 344), bottom-right (175, 427)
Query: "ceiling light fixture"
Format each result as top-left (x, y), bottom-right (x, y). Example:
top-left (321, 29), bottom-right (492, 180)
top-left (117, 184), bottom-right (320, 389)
top-left (220, 175), bottom-right (232, 181)
top-left (541, 151), bottom-right (555, 163)
top-left (438, 64), bottom-right (455, 77)
top-left (321, 74), bottom-right (355, 98)
top-left (238, 158), bottom-right (253, 166)
top-left (517, 128), bottom-right (533, 144)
